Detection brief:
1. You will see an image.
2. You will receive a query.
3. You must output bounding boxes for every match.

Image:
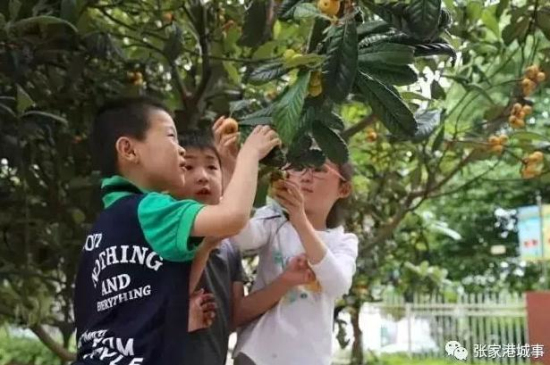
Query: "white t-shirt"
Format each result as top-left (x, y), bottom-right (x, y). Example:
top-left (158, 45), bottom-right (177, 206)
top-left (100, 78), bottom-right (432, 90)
top-left (230, 204), bottom-right (359, 365)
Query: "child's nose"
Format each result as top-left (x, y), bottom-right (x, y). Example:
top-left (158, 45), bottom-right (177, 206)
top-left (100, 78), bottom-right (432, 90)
top-left (196, 168), bottom-right (209, 181)
top-left (300, 170), bottom-right (313, 182)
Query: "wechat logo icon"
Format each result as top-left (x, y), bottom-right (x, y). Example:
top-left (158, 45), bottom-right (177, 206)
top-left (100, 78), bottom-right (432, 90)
top-left (446, 341), bottom-right (469, 361)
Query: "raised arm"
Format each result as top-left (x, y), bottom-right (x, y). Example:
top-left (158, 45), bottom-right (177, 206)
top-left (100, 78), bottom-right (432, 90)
top-left (273, 180), bottom-right (359, 298)
top-left (191, 126), bottom-right (279, 238)
top-left (212, 116), bottom-right (239, 192)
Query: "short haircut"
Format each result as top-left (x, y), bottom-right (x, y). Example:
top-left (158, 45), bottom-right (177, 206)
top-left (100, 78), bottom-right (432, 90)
top-left (178, 129), bottom-right (220, 163)
top-left (91, 96), bottom-right (171, 177)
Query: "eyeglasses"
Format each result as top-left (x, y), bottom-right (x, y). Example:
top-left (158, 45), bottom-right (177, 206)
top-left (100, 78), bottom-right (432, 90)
top-left (285, 164), bottom-right (347, 182)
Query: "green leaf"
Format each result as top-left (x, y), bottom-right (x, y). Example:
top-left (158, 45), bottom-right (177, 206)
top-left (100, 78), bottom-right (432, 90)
top-left (359, 43), bottom-right (415, 65)
top-left (16, 85), bottom-right (34, 115)
top-left (511, 131), bottom-right (549, 142)
top-left (288, 133), bottom-right (314, 156)
top-left (496, 0), bottom-right (510, 17)
top-left (229, 100), bottom-right (257, 116)
top-left (240, 0), bottom-right (268, 47)
top-left (9, 15), bottom-right (78, 33)
top-left (260, 147), bottom-right (286, 167)
top-left (293, 3), bottom-right (331, 20)
top-left (307, 17), bottom-right (330, 53)
top-left (438, 8), bottom-right (453, 30)
top-left (412, 110), bottom-right (442, 142)
top-left (364, 0), bottom-right (412, 35)
top-left (0, 13), bottom-right (5, 28)
top-left (481, 9), bottom-right (500, 37)
top-left (241, 105), bottom-right (275, 125)
top-left (248, 62), bottom-right (289, 85)
top-left (61, 0), bottom-right (78, 24)
top-left (407, 0), bottom-right (442, 40)
top-left (430, 80), bottom-right (446, 99)
top-left (9, 0), bottom-right (21, 21)
top-left (223, 61), bottom-right (241, 84)
top-left (273, 72), bottom-right (311, 144)
top-left (0, 103), bottom-right (16, 119)
top-left (502, 17), bottom-right (530, 45)
top-left (71, 208), bottom-right (86, 224)
top-left (278, 0), bottom-right (305, 21)
top-left (252, 41), bottom-right (278, 60)
top-left (312, 124), bottom-right (349, 164)
top-left (300, 149), bottom-right (327, 167)
top-left (240, 116), bottom-right (272, 125)
top-left (322, 18), bottom-right (358, 103)
top-left (164, 25), bottom-right (184, 62)
top-left (412, 41), bottom-right (456, 60)
top-left (355, 72), bottom-right (417, 137)
top-left (431, 125), bottom-right (445, 152)
top-left (466, 1), bottom-right (483, 20)
top-left (357, 21), bottom-right (392, 40)
top-left (283, 53), bottom-right (325, 69)
top-left (361, 63), bottom-right (418, 86)
top-left (22, 111), bottom-right (68, 125)
top-left (536, 7), bottom-right (550, 39)
top-left (319, 111), bottom-right (345, 131)
top-left (401, 91), bottom-right (431, 102)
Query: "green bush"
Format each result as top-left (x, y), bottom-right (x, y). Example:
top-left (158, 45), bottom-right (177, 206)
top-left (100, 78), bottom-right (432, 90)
top-left (0, 329), bottom-right (59, 365)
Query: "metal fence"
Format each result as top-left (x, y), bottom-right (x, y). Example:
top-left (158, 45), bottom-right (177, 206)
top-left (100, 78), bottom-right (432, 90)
top-left (361, 292), bottom-right (529, 364)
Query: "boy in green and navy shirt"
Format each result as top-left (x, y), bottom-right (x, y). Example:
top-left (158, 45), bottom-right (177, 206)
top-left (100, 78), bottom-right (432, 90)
top-left (72, 97), bottom-right (280, 365)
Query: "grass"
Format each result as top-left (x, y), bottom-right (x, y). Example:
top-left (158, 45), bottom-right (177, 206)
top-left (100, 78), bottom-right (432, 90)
top-left (333, 353), bottom-right (496, 365)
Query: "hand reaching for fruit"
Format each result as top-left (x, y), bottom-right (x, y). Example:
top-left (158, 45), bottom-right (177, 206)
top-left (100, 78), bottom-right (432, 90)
top-left (213, 116), bottom-right (240, 184)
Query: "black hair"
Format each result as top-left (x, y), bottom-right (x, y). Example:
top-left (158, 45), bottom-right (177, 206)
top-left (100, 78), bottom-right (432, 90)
top-left (178, 129), bottom-right (220, 161)
top-left (326, 162), bottom-right (355, 229)
top-left (91, 96), bottom-right (171, 177)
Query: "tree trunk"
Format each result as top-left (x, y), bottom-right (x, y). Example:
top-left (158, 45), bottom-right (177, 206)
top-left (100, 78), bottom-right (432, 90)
top-left (350, 304), bottom-right (364, 365)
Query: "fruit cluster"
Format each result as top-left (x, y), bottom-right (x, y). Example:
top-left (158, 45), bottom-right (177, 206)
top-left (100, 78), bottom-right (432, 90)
top-left (508, 102), bottom-right (532, 129)
top-left (366, 128), bottom-right (377, 142)
top-left (521, 65), bottom-right (546, 96)
top-left (308, 71), bottom-right (323, 97)
top-left (163, 12), bottom-right (173, 23)
top-left (487, 134), bottom-right (508, 154)
top-left (521, 152), bottom-right (544, 179)
top-left (127, 71), bottom-right (143, 86)
top-left (317, 0), bottom-right (341, 17)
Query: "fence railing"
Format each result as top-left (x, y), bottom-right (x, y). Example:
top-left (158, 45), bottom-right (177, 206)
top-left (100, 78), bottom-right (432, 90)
top-left (361, 292), bottom-right (528, 364)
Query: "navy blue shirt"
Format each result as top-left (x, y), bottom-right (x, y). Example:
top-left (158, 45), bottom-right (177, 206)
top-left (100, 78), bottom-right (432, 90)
top-left (73, 177), bottom-right (203, 365)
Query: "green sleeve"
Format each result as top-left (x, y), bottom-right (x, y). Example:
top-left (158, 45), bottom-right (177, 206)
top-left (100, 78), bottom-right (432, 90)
top-left (137, 193), bottom-right (205, 262)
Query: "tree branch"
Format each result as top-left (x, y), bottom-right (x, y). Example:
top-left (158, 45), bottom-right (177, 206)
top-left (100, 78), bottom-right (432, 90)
top-left (30, 325), bottom-right (76, 362)
top-left (342, 113), bottom-right (377, 141)
top-left (411, 149), bottom-right (476, 199)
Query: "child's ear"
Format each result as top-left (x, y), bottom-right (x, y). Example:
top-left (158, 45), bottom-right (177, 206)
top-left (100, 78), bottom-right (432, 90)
top-left (338, 182), bottom-right (352, 199)
top-left (115, 137), bottom-right (139, 164)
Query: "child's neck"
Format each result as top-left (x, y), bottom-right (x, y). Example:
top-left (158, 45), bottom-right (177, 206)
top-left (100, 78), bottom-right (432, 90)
top-left (306, 210), bottom-right (328, 231)
top-left (121, 171), bottom-right (154, 192)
